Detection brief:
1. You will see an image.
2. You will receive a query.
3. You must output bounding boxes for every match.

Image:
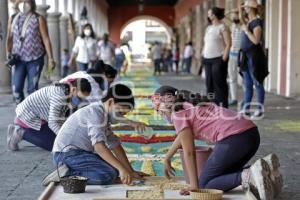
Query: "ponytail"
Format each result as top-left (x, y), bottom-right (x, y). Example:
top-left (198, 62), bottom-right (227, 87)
top-left (154, 86), bottom-right (212, 112)
top-left (174, 90), bottom-right (212, 111)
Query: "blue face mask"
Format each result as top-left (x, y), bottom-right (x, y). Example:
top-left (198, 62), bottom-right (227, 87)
top-left (71, 96), bottom-right (81, 107)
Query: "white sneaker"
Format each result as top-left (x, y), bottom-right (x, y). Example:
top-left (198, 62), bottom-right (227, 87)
top-left (42, 164), bottom-right (69, 186)
top-left (263, 154), bottom-right (283, 198)
top-left (243, 159), bottom-right (274, 200)
top-left (7, 124), bottom-right (24, 151)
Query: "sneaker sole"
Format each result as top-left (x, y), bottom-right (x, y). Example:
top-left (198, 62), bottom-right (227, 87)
top-left (263, 154), bottom-right (283, 198)
top-left (250, 159), bottom-right (274, 200)
top-left (7, 124), bottom-right (19, 151)
top-left (42, 164), bottom-right (69, 186)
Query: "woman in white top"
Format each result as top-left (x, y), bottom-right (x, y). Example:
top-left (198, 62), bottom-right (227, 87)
top-left (69, 23), bottom-right (98, 71)
top-left (202, 7), bottom-right (231, 108)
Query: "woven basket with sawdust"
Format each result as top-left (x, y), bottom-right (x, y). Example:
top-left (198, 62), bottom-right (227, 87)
top-left (190, 189), bottom-right (223, 200)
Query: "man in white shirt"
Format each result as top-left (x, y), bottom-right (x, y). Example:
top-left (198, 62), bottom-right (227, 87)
top-left (182, 42), bottom-right (194, 74)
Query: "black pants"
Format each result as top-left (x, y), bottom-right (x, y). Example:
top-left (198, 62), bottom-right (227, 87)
top-left (204, 57), bottom-right (229, 108)
top-left (154, 59), bottom-right (162, 74)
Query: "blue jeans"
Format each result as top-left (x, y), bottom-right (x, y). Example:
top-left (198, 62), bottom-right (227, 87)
top-left (242, 57), bottom-right (265, 112)
top-left (12, 56), bottom-right (44, 104)
top-left (115, 55), bottom-right (125, 72)
top-left (22, 123), bottom-right (56, 151)
top-left (77, 62), bottom-right (89, 71)
top-left (182, 57), bottom-right (192, 73)
top-left (199, 127), bottom-right (260, 191)
top-left (53, 150), bottom-right (119, 185)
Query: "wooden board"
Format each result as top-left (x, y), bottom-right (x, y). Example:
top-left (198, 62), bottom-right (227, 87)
top-left (38, 177), bottom-right (257, 200)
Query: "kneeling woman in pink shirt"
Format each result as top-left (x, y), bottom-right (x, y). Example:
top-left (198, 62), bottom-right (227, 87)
top-left (151, 86), bottom-right (282, 200)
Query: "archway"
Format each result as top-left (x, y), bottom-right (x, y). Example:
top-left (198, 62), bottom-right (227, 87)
top-left (120, 16), bottom-right (173, 62)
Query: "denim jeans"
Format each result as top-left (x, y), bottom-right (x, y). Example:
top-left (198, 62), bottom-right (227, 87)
top-left (77, 62), bottom-right (89, 71)
top-left (182, 57), bottom-right (192, 73)
top-left (53, 150), bottom-right (119, 185)
top-left (199, 127), bottom-right (260, 191)
top-left (115, 55), bottom-right (125, 72)
top-left (22, 123), bottom-right (56, 151)
top-left (12, 56), bottom-right (44, 104)
top-left (154, 59), bottom-right (162, 74)
top-left (242, 57), bottom-right (265, 112)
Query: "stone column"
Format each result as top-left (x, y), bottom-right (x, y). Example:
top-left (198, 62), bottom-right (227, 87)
top-left (286, 0), bottom-right (300, 96)
top-left (36, 4), bottom-right (51, 84)
top-left (47, 12), bottom-right (62, 81)
top-left (0, 0), bottom-right (11, 94)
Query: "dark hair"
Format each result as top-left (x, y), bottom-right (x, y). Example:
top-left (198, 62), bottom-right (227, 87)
top-left (55, 78), bottom-right (92, 95)
top-left (104, 64), bottom-right (117, 79)
top-left (211, 7), bottom-right (225, 20)
top-left (154, 86), bottom-right (212, 111)
top-left (80, 23), bottom-right (96, 39)
top-left (102, 84), bottom-right (135, 109)
top-left (16, 0), bottom-right (36, 12)
top-left (87, 66), bottom-right (105, 91)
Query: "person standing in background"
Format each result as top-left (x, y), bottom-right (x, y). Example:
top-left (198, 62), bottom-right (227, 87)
top-left (228, 10), bottom-right (242, 106)
top-left (182, 42), bottom-right (193, 74)
top-left (202, 7), bottom-right (231, 108)
top-left (98, 33), bottom-right (115, 66)
top-left (6, 0), bottom-right (56, 104)
top-left (68, 23), bottom-right (98, 71)
top-left (173, 47), bottom-right (180, 74)
top-left (114, 44), bottom-right (125, 74)
top-left (239, 0), bottom-right (268, 118)
top-left (61, 49), bottom-right (70, 78)
top-left (151, 41), bottom-right (162, 76)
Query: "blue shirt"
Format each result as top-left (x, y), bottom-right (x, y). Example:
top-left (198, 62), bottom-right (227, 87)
top-left (241, 18), bottom-right (263, 51)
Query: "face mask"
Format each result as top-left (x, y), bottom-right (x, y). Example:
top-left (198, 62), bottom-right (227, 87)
top-left (19, 2), bottom-right (31, 14)
top-left (108, 108), bottom-right (123, 124)
top-left (207, 17), bottom-right (212, 24)
top-left (84, 29), bottom-right (91, 37)
top-left (233, 19), bottom-right (240, 24)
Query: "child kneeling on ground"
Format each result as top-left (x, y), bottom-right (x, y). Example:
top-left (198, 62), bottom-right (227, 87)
top-left (7, 79), bottom-right (91, 151)
top-left (151, 86), bottom-right (283, 200)
top-left (44, 84), bottom-right (149, 186)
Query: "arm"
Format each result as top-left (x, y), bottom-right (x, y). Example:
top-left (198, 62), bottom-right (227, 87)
top-left (179, 128), bottom-right (198, 189)
top-left (48, 97), bottom-right (67, 134)
top-left (222, 28), bottom-right (232, 61)
top-left (112, 144), bottom-right (134, 172)
top-left (39, 16), bottom-right (55, 69)
top-left (243, 26), bottom-right (262, 45)
top-left (94, 142), bottom-right (132, 184)
top-left (165, 134), bottom-right (182, 160)
top-left (6, 17), bottom-right (13, 57)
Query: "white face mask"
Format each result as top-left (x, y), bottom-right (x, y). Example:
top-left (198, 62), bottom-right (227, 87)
top-left (19, 2), bottom-right (31, 14)
top-left (84, 29), bottom-right (92, 37)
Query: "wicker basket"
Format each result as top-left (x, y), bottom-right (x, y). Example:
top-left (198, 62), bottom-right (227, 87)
top-left (190, 189), bottom-right (223, 200)
top-left (60, 176), bottom-right (88, 194)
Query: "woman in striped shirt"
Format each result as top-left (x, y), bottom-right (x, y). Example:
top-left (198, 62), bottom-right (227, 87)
top-left (7, 78), bottom-right (92, 151)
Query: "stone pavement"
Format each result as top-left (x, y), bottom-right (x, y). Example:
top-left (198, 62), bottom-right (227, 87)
top-left (0, 73), bottom-right (300, 200)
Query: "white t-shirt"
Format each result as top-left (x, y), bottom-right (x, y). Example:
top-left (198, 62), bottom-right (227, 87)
top-left (98, 40), bottom-right (115, 65)
top-left (152, 45), bottom-right (162, 60)
top-left (203, 24), bottom-right (228, 59)
top-left (60, 71), bottom-right (103, 102)
top-left (73, 36), bottom-right (98, 64)
top-left (184, 45), bottom-right (193, 58)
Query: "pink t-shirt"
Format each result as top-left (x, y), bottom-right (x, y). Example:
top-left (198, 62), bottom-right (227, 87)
top-left (171, 103), bottom-right (256, 142)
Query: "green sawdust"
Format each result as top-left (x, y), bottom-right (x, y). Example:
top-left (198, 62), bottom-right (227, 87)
top-left (276, 120), bottom-right (300, 133)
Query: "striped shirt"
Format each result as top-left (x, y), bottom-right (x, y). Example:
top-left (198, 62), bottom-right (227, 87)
top-left (16, 85), bottom-right (70, 134)
top-left (230, 23), bottom-right (242, 54)
top-left (52, 102), bottom-right (121, 153)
